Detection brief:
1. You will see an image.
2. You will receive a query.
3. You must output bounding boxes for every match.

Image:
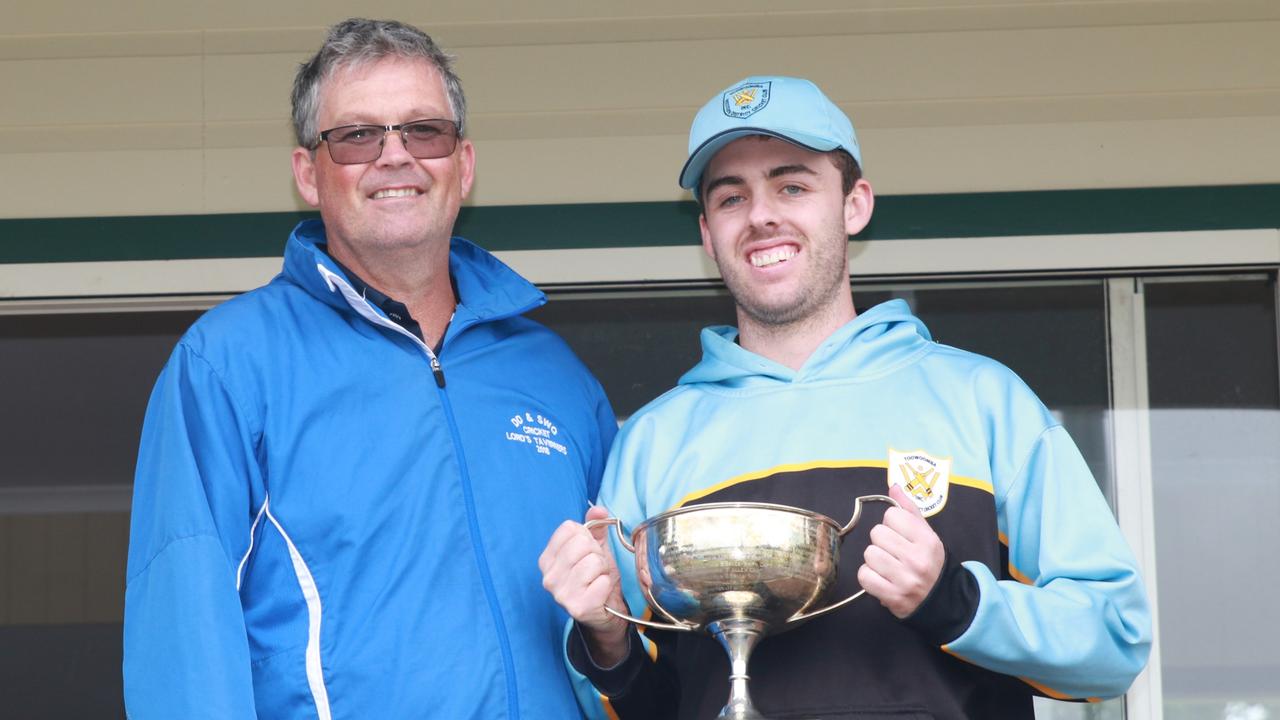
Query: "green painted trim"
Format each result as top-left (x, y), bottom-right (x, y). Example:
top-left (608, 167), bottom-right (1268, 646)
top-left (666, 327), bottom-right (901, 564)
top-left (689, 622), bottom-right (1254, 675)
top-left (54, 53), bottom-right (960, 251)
top-left (3, 184), bottom-right (1278, 264)
top-left (2, 211), bottom-right (316, 265)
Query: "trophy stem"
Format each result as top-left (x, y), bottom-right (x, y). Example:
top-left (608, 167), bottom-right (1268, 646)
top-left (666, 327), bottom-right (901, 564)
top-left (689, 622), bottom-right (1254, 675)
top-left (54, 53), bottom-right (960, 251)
top-left (708, 617), bottom-right (770, 720)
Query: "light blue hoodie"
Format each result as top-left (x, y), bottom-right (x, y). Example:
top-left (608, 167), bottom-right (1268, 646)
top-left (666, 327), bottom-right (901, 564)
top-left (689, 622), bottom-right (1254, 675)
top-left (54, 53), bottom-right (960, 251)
top-left (577, 299), bottom-right (1150, 718)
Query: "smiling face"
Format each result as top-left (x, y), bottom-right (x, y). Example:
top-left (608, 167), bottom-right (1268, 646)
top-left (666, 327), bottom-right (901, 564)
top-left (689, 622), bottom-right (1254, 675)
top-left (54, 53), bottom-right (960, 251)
top-left (291, 56), bottom-right (475, 270)
top-left (698, 136), bottom-right (873, 331)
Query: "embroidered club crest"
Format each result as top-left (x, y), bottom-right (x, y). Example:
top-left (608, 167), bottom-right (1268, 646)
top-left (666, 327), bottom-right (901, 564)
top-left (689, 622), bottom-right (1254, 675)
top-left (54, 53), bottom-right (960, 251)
top-left (722, 81), bottom-right (771, 118)
top-left (887, 448), bottom-right (951, 517)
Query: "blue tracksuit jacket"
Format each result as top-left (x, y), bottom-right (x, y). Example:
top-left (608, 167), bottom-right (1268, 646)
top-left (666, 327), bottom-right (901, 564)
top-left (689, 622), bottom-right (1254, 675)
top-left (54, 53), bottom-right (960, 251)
top-left (125, 220), bottom-right (616, 719)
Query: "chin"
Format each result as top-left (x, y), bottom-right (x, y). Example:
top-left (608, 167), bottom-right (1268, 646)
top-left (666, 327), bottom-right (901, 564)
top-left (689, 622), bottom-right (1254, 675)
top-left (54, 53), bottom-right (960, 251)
top-left (365, 221), bottom-right (444, 248)
top-left (739, 300), bottom-right (807, 327)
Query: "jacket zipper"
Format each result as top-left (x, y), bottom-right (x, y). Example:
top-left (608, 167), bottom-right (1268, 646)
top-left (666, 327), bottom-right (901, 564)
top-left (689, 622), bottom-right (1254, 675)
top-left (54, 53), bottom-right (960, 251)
top-left (326, 272), bottom-right (520, 716)
top-left (430, 355), bottom-right (446, 388)
top-left (434, 385), bottom-right (522, 719)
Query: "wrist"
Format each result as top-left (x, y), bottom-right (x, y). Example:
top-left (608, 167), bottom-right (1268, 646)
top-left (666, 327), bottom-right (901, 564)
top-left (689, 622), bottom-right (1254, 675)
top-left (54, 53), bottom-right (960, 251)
top-left (582, 617), bottom-right (631, 667)
top-left (901, 549), bottom-right (980, 645)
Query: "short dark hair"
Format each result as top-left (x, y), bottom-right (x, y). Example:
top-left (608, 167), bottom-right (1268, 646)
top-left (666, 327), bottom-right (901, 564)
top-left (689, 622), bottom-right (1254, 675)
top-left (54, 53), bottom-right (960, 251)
top-left (696, 147), bottom-right (862, 208)
top-left (291, 18), bottom-right (466, 149)
top-left (828, 149), bottom-right (862, 197)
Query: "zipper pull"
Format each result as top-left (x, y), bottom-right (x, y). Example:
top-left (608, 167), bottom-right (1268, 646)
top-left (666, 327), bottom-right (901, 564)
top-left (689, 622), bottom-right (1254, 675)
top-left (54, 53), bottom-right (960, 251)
top-left (430, 355), bottom-right (446, 388)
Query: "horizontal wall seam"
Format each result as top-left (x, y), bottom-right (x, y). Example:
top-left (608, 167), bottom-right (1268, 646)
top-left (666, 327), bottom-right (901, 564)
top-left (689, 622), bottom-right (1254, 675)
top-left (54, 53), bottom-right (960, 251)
top-left (2, 185), bottom-right (1279, 264)
top-left (4, 4), bottom-right (1280, 59)
top-left (2, 230), bottom-right (1276, 301)
top-left (4, 89), bottom-right (1279, 153)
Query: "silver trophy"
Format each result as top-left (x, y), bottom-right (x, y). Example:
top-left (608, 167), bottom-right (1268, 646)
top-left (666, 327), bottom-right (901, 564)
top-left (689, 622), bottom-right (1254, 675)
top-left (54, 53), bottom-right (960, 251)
top-left (587, 495), bottom-right (898, 720)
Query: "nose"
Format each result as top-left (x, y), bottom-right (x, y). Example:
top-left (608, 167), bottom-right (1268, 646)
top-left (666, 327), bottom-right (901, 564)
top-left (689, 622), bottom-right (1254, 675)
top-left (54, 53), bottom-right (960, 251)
top-left (374, 129), bottom-right (414, 167)
top-left (745, 192), bottom-right (780, 230)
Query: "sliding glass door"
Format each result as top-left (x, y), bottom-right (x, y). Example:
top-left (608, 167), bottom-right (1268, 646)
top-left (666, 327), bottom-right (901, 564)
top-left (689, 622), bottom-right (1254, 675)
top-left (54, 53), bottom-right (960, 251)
top-left (1141, 276), bottom-right (1280, 720)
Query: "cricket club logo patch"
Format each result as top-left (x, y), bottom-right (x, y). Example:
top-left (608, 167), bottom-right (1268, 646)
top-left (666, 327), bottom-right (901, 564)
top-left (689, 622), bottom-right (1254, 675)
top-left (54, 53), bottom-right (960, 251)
top-left (888, 448), bottom-right (951, 517)
top-left (723, 81), bottom-right (771, 118)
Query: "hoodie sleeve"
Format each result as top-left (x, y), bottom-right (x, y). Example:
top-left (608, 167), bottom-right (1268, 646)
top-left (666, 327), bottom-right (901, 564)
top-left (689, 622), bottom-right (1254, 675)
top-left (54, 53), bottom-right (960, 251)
top-left (563, 415), bottom-right (685, 719)
top-left (123, 343), bottom-right (262, 719)
top-left (561, 368), bottom-right (625, 719)
top-left (927, 424), bottom-right (1153, 700)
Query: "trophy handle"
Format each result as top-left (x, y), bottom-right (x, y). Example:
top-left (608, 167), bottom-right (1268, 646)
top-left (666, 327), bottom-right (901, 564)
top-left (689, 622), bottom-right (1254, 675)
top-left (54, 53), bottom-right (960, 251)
top-left (584, 516), bottom-right (635, 554)
top-left (584, 518), bottom-right (699, 633)
top-left (786, 493), bottom-right (901, 624)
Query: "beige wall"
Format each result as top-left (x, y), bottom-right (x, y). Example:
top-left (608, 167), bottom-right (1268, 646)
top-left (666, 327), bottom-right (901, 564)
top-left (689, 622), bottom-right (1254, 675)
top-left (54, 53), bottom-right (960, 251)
top-left (2, 0), bottom-right (1279, 220)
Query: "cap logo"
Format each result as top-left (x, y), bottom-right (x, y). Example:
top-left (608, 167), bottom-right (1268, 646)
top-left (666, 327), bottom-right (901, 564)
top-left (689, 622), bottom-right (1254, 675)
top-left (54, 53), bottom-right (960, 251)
top-left (722, 81), bottom-right (771, 119)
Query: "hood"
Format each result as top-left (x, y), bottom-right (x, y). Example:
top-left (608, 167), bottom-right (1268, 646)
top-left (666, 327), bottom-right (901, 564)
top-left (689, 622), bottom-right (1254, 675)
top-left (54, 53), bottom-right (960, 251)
top-left (281, 219), bottom-right (546, 326)
top-left (678, 299), bottom-right (933, 388)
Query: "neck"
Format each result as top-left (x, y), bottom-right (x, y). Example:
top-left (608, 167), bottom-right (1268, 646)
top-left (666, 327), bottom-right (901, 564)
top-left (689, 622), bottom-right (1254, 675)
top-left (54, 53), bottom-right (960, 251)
top-left (332, 242), bottom-right (457, 348)
top-left (736, 298), bottom-right (857, 371)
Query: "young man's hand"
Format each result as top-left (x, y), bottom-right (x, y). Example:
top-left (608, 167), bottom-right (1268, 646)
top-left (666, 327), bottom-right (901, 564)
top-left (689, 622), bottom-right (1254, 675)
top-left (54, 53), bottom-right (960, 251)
top-left (857, 484), bottom-right (946, 618)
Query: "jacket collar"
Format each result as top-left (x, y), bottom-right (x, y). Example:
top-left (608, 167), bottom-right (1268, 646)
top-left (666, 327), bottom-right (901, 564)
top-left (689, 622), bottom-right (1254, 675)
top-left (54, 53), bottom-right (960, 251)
top-left (281, 219), bottom-right (546, 333)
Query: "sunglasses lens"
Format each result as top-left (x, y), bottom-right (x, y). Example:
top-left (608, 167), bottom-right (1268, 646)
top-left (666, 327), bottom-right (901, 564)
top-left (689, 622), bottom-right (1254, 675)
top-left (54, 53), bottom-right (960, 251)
top-left (402, 120), bottom-right (458, 160)
top-left (326, 125), bottom-right (383, 164)
top-left (322, 120), bottom-right (459, 164)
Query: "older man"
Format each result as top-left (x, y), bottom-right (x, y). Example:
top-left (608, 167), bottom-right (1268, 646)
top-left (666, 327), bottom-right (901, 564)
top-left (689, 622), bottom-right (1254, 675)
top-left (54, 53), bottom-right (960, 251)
top-left (124, 18), bottom-right (615, 719)
top-left (541, 76), bottom-right (1151, 719)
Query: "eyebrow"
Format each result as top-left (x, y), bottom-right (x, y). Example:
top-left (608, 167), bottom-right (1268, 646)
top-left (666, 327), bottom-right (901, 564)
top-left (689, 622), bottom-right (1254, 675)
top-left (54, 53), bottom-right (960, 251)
top-left (767, 163), bottom-right (818, 179)
top-left (328, 110), bottom-right (451, 127)
top-left (702, 174), bottom-right (744, 199)
top-left (703, 163), bottom-right (820, 198)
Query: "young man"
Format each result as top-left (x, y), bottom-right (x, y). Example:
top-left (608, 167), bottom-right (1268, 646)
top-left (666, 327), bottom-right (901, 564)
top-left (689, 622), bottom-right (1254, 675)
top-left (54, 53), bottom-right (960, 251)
top-left (541, 76), bottom-right (1151, 719)
top-left (124, 19), bottom-right (616, 719)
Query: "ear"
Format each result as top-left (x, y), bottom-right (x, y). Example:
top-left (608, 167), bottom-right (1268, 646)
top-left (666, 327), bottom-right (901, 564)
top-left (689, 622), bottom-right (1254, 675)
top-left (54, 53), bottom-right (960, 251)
top-left (843, 178), bottom-right (875, 237)
top-left (699, 211), bottom-right (715, 260)
top-left (456, 138), bottom-right (477, 199)
top-left (292, 146), bottom-right (320, 208)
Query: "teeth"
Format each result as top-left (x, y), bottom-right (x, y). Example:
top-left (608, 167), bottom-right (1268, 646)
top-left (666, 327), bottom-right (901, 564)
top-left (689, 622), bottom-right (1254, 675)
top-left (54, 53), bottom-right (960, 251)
top-left (751, 247), bottom-right (798, 267)
top-left (372, 188), bottom-right (419, 199)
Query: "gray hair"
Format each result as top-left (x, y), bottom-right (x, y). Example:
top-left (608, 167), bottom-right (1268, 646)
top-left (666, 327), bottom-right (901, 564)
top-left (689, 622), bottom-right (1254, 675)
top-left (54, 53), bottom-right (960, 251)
top-left (291, 18), bottom-right (467, 149)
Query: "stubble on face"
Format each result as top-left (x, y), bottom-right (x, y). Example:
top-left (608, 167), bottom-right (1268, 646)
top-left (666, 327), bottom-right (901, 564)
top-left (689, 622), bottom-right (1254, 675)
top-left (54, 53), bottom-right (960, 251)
top-left (716, 214), bottom-right (851, 329)
top-left (701, 137), bottom-right (854, 334)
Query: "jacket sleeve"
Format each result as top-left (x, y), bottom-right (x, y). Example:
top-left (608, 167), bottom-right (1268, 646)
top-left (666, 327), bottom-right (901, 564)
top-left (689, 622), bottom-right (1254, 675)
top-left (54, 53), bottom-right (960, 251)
top-left (123, 343), bottom-right (262, 719)
top-left (586, 380), bottom-right (619, 502)
top-left (911, 425), bottom-right (1153, 700)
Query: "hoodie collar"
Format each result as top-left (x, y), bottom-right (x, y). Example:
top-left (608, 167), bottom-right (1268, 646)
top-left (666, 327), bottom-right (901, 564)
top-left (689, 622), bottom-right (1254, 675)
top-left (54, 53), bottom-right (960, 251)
top-left (678, 299), bottom-right (933, 388)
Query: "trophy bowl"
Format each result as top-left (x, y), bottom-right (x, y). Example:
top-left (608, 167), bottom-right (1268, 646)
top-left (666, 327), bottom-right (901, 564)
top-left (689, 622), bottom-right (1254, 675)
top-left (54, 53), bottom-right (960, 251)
top-left (587, 495), bottom-right (897, 720)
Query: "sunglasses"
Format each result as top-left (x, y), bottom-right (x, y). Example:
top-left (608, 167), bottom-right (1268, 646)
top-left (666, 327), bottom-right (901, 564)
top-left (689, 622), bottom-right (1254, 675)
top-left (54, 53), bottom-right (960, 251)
top-left (315, 118), bottom-right (460, 165)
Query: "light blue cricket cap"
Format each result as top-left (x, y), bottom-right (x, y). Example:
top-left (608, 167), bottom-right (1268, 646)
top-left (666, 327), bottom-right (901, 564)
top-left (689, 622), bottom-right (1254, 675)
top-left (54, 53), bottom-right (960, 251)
top-left (679, 75), bottom-right (861, 195)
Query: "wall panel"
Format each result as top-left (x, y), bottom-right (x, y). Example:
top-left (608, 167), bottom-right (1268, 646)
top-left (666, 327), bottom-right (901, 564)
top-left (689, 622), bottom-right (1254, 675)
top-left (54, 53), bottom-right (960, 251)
top-left (0, 1), bottom-right (1277, 216)
top-left (1, 150), bottom-right (206, 217)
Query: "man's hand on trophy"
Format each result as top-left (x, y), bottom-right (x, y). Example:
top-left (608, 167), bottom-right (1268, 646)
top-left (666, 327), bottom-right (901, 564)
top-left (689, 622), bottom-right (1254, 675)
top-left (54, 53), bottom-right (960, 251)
top-left (539, 505), bottom-right (632, 666)
top-left (857, 484), bottom-right (946, 618)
